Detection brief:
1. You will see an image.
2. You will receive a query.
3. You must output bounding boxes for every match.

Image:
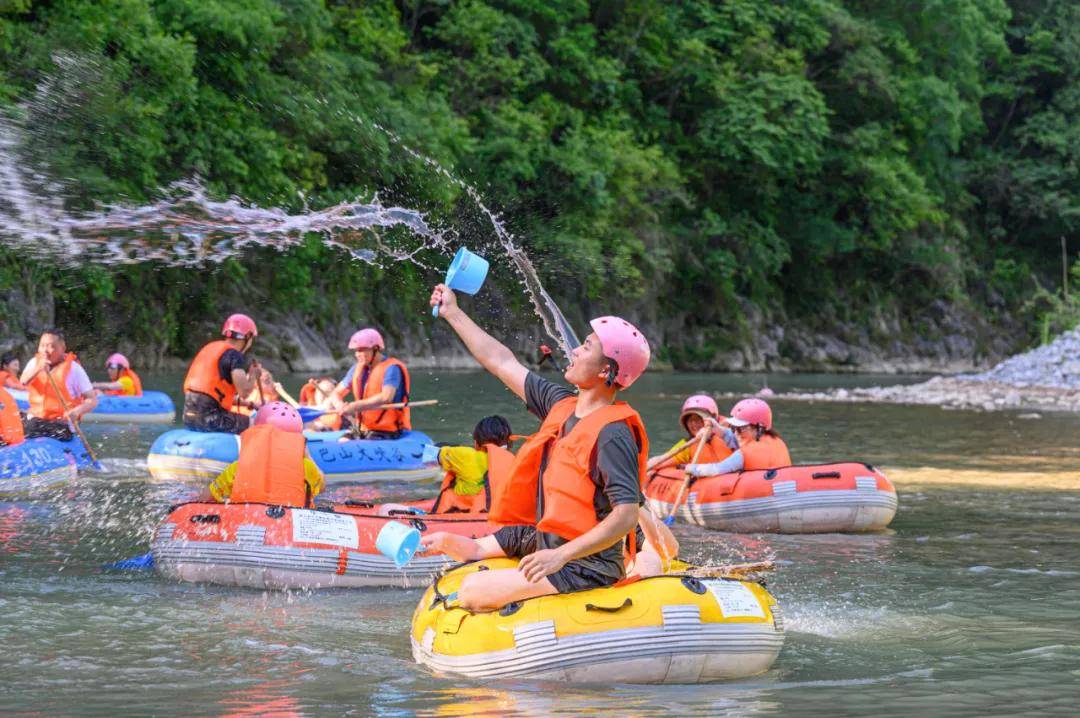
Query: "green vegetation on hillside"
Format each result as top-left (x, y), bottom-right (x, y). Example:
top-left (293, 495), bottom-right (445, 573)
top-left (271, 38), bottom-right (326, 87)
top-left (0, 1), bottom-right (1077, 363)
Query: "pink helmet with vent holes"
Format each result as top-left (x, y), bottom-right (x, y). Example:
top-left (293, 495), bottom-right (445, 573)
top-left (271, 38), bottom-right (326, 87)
top-left (680, 394), bottom-right (718, 430)
top-left (589, 316), bottom-right (650, 389)
top-left (253, 401), bottom-right (303, 433)
top-left (105, 353), bottom-right (130, 369)
top-left (222, 314), bottom-right (258, 339)
top-left (348, 328), bottom-right (384, 350)
top-left (728, 398), bottom-right (773, 430)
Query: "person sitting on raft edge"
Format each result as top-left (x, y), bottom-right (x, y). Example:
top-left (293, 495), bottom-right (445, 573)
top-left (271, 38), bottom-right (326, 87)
top-left (684, 398), bottom-right (792, 477)
top-left (207, 401), bottom-right (324, 508)
top-left (646, 393), bottom-right (737, 473)
top-left (329, 328), bottom-right (411, 440)
top-left (19, 328), bottom-right (99, 442)
top-left (92, 353), bottom-right (143, 396)
top-left (430, 415), bottom-right (515, 514)
top-left (0, 352), bottom-right (26, 390)
top-left (419, 282), bottom-right (657, 612)
top-left (181, 314), bottom-right (263, 435)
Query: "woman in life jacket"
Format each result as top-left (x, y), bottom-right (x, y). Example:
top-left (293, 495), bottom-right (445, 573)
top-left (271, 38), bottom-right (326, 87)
top-left (0, 386), bottom-right (26, 447)
top-left (301, 377), bottom-right (343, 431)
top-left (0, 352), bottom-right (26, 390)
top-left (646, 394), bottom-right (737, 473)
top-left (182, 314), bottom-right (263, 434)
top-left (429, 415), bottom-right (514, 514)
top-left (684, 398), bottom-right (792, 477)
top-left (419, 283), bottom-right (657, 612)
top-left (92, 353), bottom-right (143, 396)
top-left (331, 328), bottom-right (411, 440)
top-left (207, 401), bottom-right (324, 507)
top-left (234, 368), bottom-right (280, 416)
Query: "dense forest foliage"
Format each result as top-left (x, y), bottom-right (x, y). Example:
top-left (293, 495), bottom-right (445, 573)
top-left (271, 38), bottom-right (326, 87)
top-left (0, 0), bottom-right (1077, 366)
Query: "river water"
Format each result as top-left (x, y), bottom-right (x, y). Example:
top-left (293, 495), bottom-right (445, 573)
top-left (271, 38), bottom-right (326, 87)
top-left (2, 370), bottom-right (1078, 716)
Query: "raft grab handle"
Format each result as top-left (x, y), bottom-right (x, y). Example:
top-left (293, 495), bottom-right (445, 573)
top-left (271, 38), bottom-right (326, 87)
top-left (585, 598), bottom-right (633, 613)
top-left (190, 514), bottom-right (220, 524)
top-left (811, 471), bottom-right (842, 479)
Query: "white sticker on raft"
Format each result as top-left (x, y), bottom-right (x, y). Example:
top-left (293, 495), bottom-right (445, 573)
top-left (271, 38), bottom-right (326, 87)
top-left (291, 510), bottom-right (359, 549)
top-left (704, 580), bottom-right (766, 619)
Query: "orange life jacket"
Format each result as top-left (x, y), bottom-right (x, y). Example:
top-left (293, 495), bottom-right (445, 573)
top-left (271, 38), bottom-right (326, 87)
top-left (183, 341), bottom-right (239, 410)
top-left (27, 353), bottom-right (83, 421)
top-left (489, 397), bottom-right (648, 542)
top-left (104, 368), bottom-right (143, 396)
top-left (299, 383), bottom-right (317, 405)
top-left (693, 433), bottom-right (733, 463)
top-left (0, 370), bottom-right (24, 390)
top-left (431, 444), bottom-right (515, 514)
top-left (0, 387), bottom-right (25, 446)
top-left (351, 357), bottom-right (411, 433)
top-left (229, 424), bottom-right (310, 507)
top-left (741, 434), bottom-right (792, 470)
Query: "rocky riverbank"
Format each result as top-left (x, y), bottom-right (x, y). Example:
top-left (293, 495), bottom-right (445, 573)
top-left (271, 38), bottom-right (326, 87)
top-left (778, 327), bottom-right (1080, 413)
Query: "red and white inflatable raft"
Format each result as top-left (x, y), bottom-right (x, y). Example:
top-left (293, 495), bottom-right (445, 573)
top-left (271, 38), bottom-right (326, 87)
top-left (644, 462), bottom-right (897, 533)
top-left (152, 500), bottom-right (496, 589)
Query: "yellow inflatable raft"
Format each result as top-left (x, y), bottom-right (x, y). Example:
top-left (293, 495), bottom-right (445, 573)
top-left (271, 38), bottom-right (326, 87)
top-left (411, 559), bottom-right (784, 683)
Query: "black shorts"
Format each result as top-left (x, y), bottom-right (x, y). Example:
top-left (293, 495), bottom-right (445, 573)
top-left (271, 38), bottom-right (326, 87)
top-left (183, 392), bottom-right (250, 434)
top-left (23, 417), bottom-right (73, 442)
top-left (493, 525), bottom-right (620, 594)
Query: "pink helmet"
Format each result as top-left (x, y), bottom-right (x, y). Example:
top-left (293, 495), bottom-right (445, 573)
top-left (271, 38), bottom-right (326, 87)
top-left (253, 401), bottom-right (303, 433)
top-left (728, 398), bottom-right (773, 430)
top-left (105, 353), bottom-right (130, 370)
top-left (222, 313), bottom-right (258, 339)
top-left (680, 394), bottom-right (718, 430)
top-left (348, 328), bottom-right (384, 351)
top-left (589, 316), bottom-right (650, 388)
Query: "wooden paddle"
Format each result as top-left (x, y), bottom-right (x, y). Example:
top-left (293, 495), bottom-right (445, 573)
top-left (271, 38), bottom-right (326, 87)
top-left (665, 427), bottom-right (711, 524)
top-left (683, 560), bottom-right (775, 579)
top-left (39, 360), bottom-right (102, 470)
top-left (647, 431), bottom-right (706, 475)
top-left (274, 382), bottom-right (300, 408)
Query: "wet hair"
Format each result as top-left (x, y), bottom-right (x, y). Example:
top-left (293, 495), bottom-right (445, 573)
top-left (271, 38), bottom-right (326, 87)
top-left (1, 352), bottom-right (17, 367)
top-left (41, 328), bottom-right (65, 343)
top-left (473, 415), bottom-right (512, 448)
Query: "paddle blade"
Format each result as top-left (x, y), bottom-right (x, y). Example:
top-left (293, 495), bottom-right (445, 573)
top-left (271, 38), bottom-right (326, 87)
top-left (297, 406), bottom-right (325, 423)
top-left (662, 515), bottom-right (675, 526)
top-left (104, 552), bottom-right (155, 570)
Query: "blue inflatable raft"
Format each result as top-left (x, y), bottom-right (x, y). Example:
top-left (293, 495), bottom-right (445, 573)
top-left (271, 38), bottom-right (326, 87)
top-left (0, 436), bottom-right (94, 494)
top-left (147, 429), bottom-right (441, 484)
top-left (9, 389), bottom-right (175, 424)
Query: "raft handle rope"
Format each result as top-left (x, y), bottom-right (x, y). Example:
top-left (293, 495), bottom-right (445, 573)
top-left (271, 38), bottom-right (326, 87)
top-left (266, 505), bottom-right (286, 519)
top-left (763, 469), bottom-right (778, 481)
top-left (343, 500), bottom-right (376, 508)
top-left (585, 598), bottom-right (633, 613)
top-left (681, 576), bottom-right (707, 595)
top-left (812, 471), bottom-right (842, 479)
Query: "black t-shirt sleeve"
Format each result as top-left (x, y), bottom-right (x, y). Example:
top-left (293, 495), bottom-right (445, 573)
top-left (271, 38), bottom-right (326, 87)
top-left (218, 349), bottom-right (250, 383)
top-left (523, 371), bottom-right (575, 420)
top-left (594, 422), bottom-right (643, 507)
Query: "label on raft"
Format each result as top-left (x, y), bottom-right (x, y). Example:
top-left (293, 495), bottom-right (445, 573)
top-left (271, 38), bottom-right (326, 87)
top-left (704, 580), bottom-right (765, 619)
top-left (291, 510), bottom-right (359, 548)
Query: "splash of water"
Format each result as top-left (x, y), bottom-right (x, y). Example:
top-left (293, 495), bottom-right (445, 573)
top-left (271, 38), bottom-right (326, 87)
top-left (2, 58), bottom-right (579, 357)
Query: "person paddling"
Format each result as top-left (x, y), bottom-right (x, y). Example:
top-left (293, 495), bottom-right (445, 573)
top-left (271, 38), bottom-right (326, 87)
top-left (684, 398), bottom-right (792, 478)
top-left (92, 353), bottom-right (143, 396)
top-left (330, 329), bottom-right (411, 440)
top-left (419, 283), bottom-right (651, 612)
top-left (646, 394), bottom-right (736, 472)
top-left (181, 314), bottom-right (262, 434)
top-left (18, 329), bottom-right (99, 442)
top-left (207, 401), bottom-right (324, 507)
top-left (0, 352), bottom-right (26, 390)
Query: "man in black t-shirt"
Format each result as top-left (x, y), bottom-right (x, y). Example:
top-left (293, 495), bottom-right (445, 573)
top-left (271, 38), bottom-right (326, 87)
top-left (182, 314), bottom-right (263, 434)
top-left (420, 283), bottom-right (652, 611)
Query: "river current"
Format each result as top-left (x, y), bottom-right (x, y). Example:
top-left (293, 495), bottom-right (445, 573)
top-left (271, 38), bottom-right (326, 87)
top-left (2, 370), bottom-right (1078, 716)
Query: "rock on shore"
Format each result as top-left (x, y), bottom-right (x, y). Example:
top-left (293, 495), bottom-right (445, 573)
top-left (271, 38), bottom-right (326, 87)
top-left (780, 327), bottom-right (1080, 413)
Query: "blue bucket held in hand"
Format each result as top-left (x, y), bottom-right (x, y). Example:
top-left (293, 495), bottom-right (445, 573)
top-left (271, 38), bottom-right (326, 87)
top-left (376, 520), bottom-right (422, 568)
top-left (433, 247), bottom-right (490, 317)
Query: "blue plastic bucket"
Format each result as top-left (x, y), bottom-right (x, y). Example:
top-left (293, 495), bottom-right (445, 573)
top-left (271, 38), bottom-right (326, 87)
top-left (375, 520), bottom-right (422, 568)
top-left (433, 247), bottom-right (489, 316)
